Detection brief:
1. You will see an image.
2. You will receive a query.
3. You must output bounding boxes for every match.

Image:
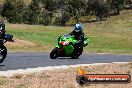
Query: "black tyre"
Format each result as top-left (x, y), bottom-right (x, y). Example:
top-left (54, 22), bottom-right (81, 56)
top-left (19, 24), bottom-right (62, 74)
top-left (71, 51), bottom-right (82, 59)
top-left (71, 46), bottom-right (83, 59)
top-left (0, 45), bottom-right (7, 63)
top-left (76, 75), bottom-right (87, 85)
top-left (71, 54), bottom-right (79, 59)
top-left (50, 47), bottom-right (58, 59)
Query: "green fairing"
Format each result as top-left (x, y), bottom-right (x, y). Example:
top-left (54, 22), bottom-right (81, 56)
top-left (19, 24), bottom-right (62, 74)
top-left (56, 45), bottom-right (60, 48)
top-left (56, 34), bottom-right (89, 56)
top-left (56, 45), bottom-right (74, 55)
top-left (56, 34), bottom-right (77, 55)
top-left (63, 45), bottom-right (74, 55)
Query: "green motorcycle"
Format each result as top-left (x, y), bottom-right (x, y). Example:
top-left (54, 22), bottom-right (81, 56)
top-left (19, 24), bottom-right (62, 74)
top-left (50, 34), bottom-right (89, 59)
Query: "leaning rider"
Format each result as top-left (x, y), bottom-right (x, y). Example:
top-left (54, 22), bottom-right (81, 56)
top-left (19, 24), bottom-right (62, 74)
top-left (69, 23), bottom-right (84, 51)
top-left (0, 20), bottom-right (5, 40)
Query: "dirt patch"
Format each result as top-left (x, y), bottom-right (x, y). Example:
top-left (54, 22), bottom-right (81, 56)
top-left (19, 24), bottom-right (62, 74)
top-left (0, 63), bottom-right (132, 88)
top-left (5, 39), bottom-right (35, 47)
top-left (4, 39), bottom-right (51, 52)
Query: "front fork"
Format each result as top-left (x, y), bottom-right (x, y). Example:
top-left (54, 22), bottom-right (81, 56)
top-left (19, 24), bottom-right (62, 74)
top-left (56, 45), bottom-right (65, 56)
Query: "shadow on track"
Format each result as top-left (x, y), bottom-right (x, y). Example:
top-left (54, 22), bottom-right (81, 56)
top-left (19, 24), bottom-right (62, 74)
top-left (57, 57), bottom-right (80, 59)
top-left (0, 64), bottom-right (5, 67)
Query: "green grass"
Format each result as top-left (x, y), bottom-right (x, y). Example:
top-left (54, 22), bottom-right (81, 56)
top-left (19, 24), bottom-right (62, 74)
top-left (6, 24), bottom-right (72, 52)
top-left (5, 10), bottom-right (132, 54)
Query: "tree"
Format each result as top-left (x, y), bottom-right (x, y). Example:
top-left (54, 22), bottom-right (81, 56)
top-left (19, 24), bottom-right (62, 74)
top-left (95, 2), bottom-right (110, 20)
top-left (124, 0), bottom-right (131, 9)
top-left (14, 0), bottom-right (25, 23)
top-left (54, 11), bottom-right (71, 26)
top-left (0, 4), bottom-right (3, 16)
top-left (67, 0), bottom-right (87, 22)
top-left (41, 0), bottom-right (57, 12)
top-left (2, 0), bottom-right (15, 22)
top-left (1, 0), bottom-right (25, 23)
top-left (0, 0), bottom-right (127, 25)
top-left (87, 0), bottom-right (110, 20)
top-left (39, 10), bottom-right (52, 25)
top-left (106, 0), bottom-right (125, 14)
top-left (23, 0), bottom-right (41, 24)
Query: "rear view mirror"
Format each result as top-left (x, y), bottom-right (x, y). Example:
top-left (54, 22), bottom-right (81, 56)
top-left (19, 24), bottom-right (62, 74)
top-left (5, 34), bottom-right (14, 42)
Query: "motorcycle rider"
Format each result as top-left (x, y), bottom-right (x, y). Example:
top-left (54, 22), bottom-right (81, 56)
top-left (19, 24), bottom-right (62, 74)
top-left (0, 20), bottom-right (5, 40)
top-left (69, 23), bottom-right (84, 51)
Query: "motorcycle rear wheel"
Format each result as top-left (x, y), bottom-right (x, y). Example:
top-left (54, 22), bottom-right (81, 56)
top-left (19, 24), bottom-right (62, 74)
top-left (0, 45), bottom-right (7, 63)
top-left (71, 47), bottom-right (83, 59)
top-left (71, 52), bottom-right (81, 59)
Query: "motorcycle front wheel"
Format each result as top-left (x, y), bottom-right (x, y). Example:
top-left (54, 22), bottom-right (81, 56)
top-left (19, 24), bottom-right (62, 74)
top-left (50, 47), bottom-right (58, 59)
top-left (0, 45), bottom-right (7, 63)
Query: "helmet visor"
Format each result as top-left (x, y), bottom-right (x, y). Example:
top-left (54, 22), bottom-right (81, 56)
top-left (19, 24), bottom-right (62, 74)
top-left (75, 29), bottom-right (80, 32)
top-left (0, 26), bottom-right (2, 30)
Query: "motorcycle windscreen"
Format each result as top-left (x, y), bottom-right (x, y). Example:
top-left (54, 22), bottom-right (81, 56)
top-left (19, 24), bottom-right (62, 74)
top-left (63, 45), bottom-right (74, 56)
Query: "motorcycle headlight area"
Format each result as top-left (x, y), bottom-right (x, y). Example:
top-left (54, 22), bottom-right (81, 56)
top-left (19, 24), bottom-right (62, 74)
top-left (59, 41), bottom-right (70, 46)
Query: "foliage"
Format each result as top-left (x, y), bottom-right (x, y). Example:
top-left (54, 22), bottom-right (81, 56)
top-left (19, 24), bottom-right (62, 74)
top-left (23, 0), bottom-right (41, 24)
top-left (88, 0), bottom-right (110, 20)
top-left (39, 10), bottom-right (52, 25)
top-left (1, 0), bottom-right (25, 23)
top-left (54, 11), bottom-right (71, 26)
top-left (0, 4), bottom-right (3, 16)
top-left (106, 0), bottom-right (125, 14)
top-left (0, 0), bottom-right (128, 25)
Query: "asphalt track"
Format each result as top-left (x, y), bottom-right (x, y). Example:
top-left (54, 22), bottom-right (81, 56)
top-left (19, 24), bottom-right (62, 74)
top-left (0, 52), bottom-right (132, 71)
